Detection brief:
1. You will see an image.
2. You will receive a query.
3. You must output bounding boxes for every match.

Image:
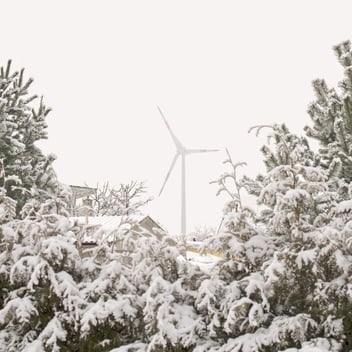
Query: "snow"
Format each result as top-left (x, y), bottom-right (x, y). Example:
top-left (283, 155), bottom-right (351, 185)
top-left (4, 174), bottom-right (21, 184)
top-left (184, 250), bottom-right (220, 274)
top-left (70, 215), bottom-right (161, 244)
top-left (109, 342), bottom-right (147, 352)
top-left (0, 296), bottom-right (37, 325)
top-left (263, 253), bottom-right (286, 283)
top-left (40, 316), bottom-right (67, 352)
top-left (71, 215), bottom-right (143, 231)
top-left (295, 249), bottom-right (317, 269)
top-left (335, 199), bottom-right (352, 213)
top-left (22, 340), bottom-right (45, 352)
top-left (81, 298), bottom-right (137, 335)
top-left (281, 337), bottom-right (341, 351)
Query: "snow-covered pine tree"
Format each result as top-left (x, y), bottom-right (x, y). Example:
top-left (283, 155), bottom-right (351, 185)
top-left (78, 209), bottom-right (206, 352)
top-left (191, 150), bottom-right (275, 350)
top-left (0, 182), bottom-right (85, 352)
top-left (304, 40), bottom-right (352, 193)
top-left (250, 124), bottom-right (332, 237)
top-left (0, 165), bottom-right (17, 312)
top-left (209, 149), bottom-right (269, 272)
top-left (139, 238), bottom-right (206, 351)
top-left (224, 124), bottom-right (351, 351)
top-left (0, 60), bottom-right (58, 216)
top-left (196, 124), bottom-right (352, 351)
top-left (78, 225), bottom-right (141, 352)
top-left (198, 156), bottom-right (250, 342)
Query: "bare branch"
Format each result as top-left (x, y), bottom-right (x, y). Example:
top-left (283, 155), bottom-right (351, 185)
top-left (92, 180), bottom-right (152, 216)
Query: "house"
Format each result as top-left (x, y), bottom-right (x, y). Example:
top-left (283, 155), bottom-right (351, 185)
top-left (70, 214), bottom-right (177, 260)
top-left (69, 185), bottom-right (97, 216)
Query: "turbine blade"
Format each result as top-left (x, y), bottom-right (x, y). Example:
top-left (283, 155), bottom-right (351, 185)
top-left (185, 148), bottom-right (219, 154)
top-left (157, 106), bottom-right (184, 150)
top-left (159, 153), bottom-right (179, 196)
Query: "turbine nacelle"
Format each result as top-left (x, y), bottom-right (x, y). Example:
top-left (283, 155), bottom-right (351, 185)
top-left (185, 148), bottom-right (219, 155)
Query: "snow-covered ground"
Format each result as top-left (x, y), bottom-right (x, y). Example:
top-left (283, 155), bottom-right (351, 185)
top-left (184, 250), bottom-right (220, 274)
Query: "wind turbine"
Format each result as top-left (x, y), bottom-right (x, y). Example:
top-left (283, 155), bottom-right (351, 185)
top-left (158, 106), bottom-right (218, 236)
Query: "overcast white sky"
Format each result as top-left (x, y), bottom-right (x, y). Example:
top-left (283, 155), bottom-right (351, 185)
top-left (2, 1), bottom-right (352, 235)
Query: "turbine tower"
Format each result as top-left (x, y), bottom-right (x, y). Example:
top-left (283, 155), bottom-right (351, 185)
top-left (158, 106), bottom-right (218, 236)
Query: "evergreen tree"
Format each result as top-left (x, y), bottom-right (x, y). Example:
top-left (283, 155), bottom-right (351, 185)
top-left (79, 226), bottom-right (141, 351)
top-left (194, 150), bottom-right (275, 350)
top-left (305, 40), bottom-right (352, 192)
top-left (249, 125), bottom-right (347, 350)
top-left (198, 124), bottom-right (352, 351)
top-left (250, 124), bottom-right (333, 236)
top-left (0, 183), bottom-right (84, 352)
top-left (78, 213), bottom-right (205, 352)
top-left (0, 60), bottom-right (58, 216)
top-left (141, 245), bottom-right (205, 351)
top-left (209, 149), bottom-right (269, 272)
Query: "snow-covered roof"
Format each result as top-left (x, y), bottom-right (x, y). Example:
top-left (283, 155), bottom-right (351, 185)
top-left (71, 214), bottom-right (145, 231)
top-left (70, 214), bottom-right (168, 246)
top-left (69, 185), bottom-right (97, 198)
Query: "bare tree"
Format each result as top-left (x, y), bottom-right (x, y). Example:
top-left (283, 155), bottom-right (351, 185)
top-left (93, 181), bottom-right (152, 216)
